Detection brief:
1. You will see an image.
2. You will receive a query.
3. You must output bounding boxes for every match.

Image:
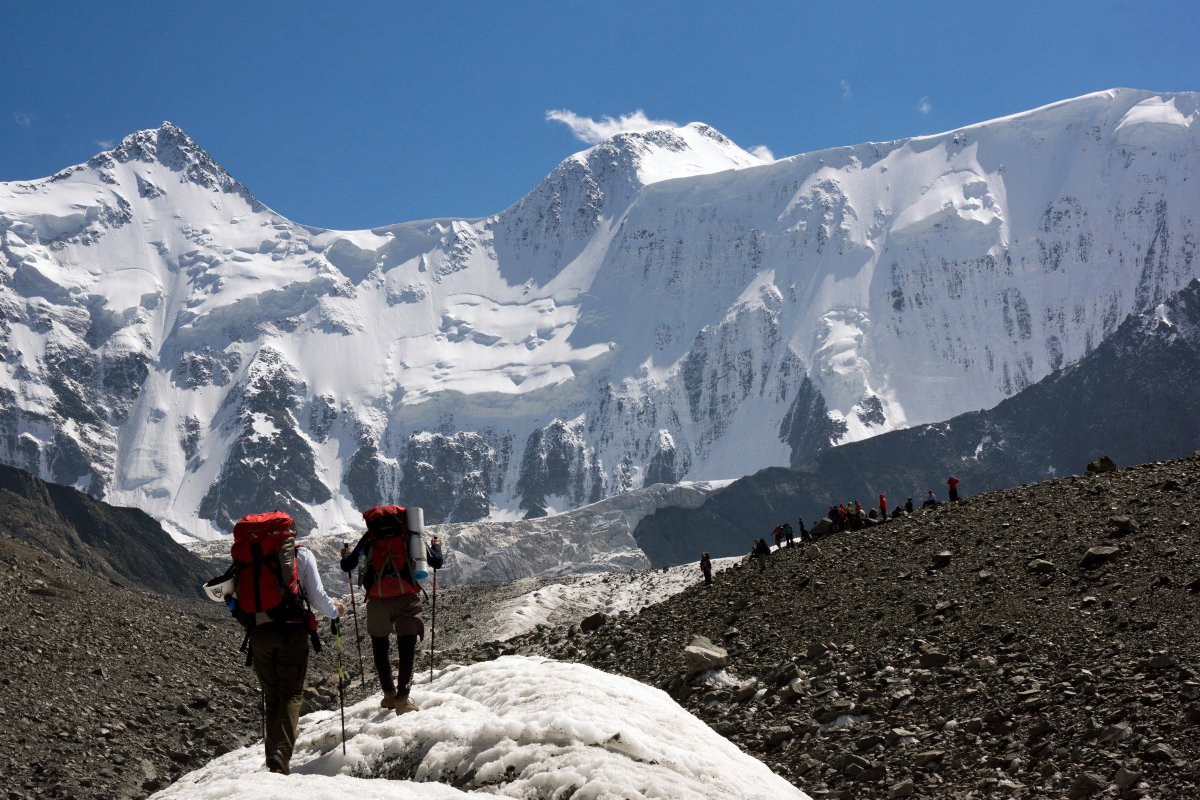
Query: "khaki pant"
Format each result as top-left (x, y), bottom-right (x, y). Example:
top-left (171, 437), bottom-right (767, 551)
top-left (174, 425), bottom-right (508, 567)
top-left (251, 623), bottom-right (310, 772)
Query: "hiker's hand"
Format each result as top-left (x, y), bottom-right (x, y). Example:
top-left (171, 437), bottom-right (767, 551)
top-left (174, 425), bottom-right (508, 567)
top-left (340, 543), bottom-right (352, 557)
top-left (334, 600), bottom-right (346, 616)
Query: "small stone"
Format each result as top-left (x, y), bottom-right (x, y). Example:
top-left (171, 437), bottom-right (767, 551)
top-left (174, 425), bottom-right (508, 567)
top-left (1027, 559), bottom-right (1056, 574)
top-left (931, 551), bottom-right (952, 569)
top-left (1107, 515), bottom-right (1140, 536)
top-left (887, 778), bottom-right (915, 798)
top-left (580, 613), bottom-right (607, 633)
top-left (1080, 546), bottom-right (1121, 569)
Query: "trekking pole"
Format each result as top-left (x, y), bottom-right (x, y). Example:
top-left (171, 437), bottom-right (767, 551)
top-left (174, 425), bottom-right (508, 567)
top-left (332, 619), bottom-right (346, 754)
top-left (430, 568), bottom-right (437, 683)
top-left (345, 570), bottom-right (366, 687)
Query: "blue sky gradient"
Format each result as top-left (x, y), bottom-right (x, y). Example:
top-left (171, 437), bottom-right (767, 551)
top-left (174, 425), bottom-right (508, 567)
top-left (2, 1), bottom-right (1196, 229)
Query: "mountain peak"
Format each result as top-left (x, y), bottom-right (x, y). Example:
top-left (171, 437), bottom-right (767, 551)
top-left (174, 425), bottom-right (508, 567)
top-left (88, 121), bottom-right (260, 203)
top-left (570, 121), bottom-right (763, 189)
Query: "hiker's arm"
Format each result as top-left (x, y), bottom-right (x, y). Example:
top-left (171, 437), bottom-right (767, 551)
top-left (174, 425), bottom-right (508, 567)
top-left (339, 534), bottom-right (368, 573)
top-left (297, 548), bottom-right (342, 619)
top-left (427, 539), bottom-right (444, 570)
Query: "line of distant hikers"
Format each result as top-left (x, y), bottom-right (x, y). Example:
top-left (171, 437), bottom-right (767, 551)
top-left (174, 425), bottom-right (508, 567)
top-left (702, 476), bottom-right (964, 577)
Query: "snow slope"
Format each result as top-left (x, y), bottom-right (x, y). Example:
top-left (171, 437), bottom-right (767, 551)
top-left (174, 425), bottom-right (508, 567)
top-left (1, 89), bottom-right (1197, 542)
top-left (152, 656), bottom-right (807, 800)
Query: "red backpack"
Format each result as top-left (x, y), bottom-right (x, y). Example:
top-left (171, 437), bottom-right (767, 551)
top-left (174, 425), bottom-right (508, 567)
top-left (363, 505), bottom-right (419, 600)
top-left (230, 511), bottom-right (305, 624)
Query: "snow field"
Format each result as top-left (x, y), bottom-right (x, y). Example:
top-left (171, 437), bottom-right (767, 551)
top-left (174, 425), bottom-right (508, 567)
top-left (154, 656), bottom-right (808, 800)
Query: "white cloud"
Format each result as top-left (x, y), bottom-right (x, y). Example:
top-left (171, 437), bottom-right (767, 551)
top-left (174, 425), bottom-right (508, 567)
top-left (545, 108), bottom-right (678, 144)
top-left (13, 111), bottom-right (34, 128)
top-left (95, 139), bottom-right (114, 150)
top-left (841, 79), bottom-right (853, 99)
top-left (749, 144), bottom-right (776, 162)
top-left (918, 96), bottom-right (932, 115)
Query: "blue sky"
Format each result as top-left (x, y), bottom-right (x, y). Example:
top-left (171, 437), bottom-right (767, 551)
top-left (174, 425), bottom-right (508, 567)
top-left (2, 1), bottom-right (1196, 230)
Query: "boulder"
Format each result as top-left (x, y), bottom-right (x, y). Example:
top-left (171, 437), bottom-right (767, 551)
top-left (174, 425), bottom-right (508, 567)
top-left (1080, 546), bottom-right (1120, 570)
top-left (683, 635), bottom-right (728, 677)
top-left (1087, 456), bottom-right (1118, 475)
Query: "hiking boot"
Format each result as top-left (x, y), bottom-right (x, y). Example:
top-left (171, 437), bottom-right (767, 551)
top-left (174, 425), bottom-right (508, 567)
top-left (266, 758), bottom-right (289, 775)
top-left (380, 690), bottom-right (397, 709)
top-left (393, 695), bottom-right (419, 715)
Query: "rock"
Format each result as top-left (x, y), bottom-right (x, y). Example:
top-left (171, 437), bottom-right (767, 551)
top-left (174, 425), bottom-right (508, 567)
top-left (806, 641), bottom-right (830, 660)
top-left (1026, 559), bottom-right (1056, 573)
top-left (919, 651), bottom-right (951, 669)
top-left (1141, 741), bottom-right (1179, 763)
top-left (977, 569), bottom-right (995, 583)
top-left (683, 636), bottom-right (728, 677)
top-left (931, 551), bottom-right (953, 569)
top-left (1107, 515), bottom-right (1140, 536)
top-left (1114, 766), bottom-right (1142, 791)
top-left (888, 778), bottom-right (915, 798)
top-left (1097, 722), bottom-right (1132, 743)
top-left (1067, 772), bottom-right (1107, 798)
top-left (1087, 456), bottom-right (1118, 474)
top-left (1080, 546), bottom-right (1120, 569)
top-left (579, 612), bottom-right (607, 633)
top-left (914, 750), bottom-right (946, 767)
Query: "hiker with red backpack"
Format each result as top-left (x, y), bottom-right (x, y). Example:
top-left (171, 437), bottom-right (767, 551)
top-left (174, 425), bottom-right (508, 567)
top-left (339, 505), bottom-right (443, 716)
top-left (203, 511), bottom-right (344, 775)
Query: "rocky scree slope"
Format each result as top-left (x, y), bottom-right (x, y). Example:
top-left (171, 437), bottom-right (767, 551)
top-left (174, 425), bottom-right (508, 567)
top-left (1, 91), bottom-right (1197, 538)
top-left (0, 462), bottom-right (208, 598)
top-left (464, 455), bottom-right (1200, 799)
top-left (635, 277), bottom-right (1200, 565)
top-left (0, 532), bottom-right (376, 800)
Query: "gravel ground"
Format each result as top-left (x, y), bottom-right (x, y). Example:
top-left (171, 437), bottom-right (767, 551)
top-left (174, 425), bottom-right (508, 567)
top-left (3, 455), bottom-right (1198, 799)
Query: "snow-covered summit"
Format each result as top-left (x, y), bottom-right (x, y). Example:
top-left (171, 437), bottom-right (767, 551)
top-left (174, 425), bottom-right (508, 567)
top-left (1, 89), bottom-right (1198, 547)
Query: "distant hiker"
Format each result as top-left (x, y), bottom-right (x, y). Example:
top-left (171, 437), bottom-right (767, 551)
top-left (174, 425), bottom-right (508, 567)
top-left (922, 489), bottom-right (938, 509)
top-left (753, 537), bottom-right (771, 572)
top-left (340, 505), bottom-right (444, 716)
top-left (905, 497), bottom-right (914, 514)
top-left (797, 517), bottom-right (808, 542)
top-left (879, 494), bottom-right (887, 519)
top-left (700, 552), bottom-right (713, 585)
top-left (216, 512), bottom-right (344, 775)
top-left (868, 507), bottom-right (878, 520)
top-left (773, 524), bottom-right (784, 551)
top-left (947, 476), bottom-right (960, 502)
top-left (783, 522), bottom-right (795, 548)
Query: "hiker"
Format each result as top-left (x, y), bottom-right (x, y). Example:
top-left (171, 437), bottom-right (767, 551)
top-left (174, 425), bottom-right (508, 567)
top-left (879, 494), bottom-right (887, 519)
top-left (922, 489), bottom-right (938, 509)
top-left (905, 497), bottom-right (914, 514)
top-left (340, 505), bottom-right (444, 716)
top-left (773, 524), bottom-right (784, 551)
top-left (947, 476), bottom-right (960, 502)
top-left (753, 537), bottom-right (771, 572)
top-left (868, 507), bottom-right (878, 520)
top-left (783, 521), bottom-right (795, 548)
top-left (223, 512), bottom-right (344, 775)
top-left (797, 516), bottom-right (808, 542)
top-left (700, 552), bottom-right (712, 585)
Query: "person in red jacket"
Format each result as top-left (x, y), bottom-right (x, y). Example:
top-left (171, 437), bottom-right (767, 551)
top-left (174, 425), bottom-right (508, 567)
top-left (947, 476), bottom-right (960, 502)
top-left (878, 494), bottom-right (888, 519)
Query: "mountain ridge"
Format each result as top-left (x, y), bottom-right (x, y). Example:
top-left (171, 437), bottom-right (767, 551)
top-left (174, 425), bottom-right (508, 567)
top-left (0, 88), bottom-right (1196, 541)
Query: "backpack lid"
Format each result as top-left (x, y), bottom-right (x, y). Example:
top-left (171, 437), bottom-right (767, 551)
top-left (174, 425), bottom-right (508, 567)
top-left (233, 511), bottom-right (295, 538)
top-left (363, 505), bottom-right (407, 531)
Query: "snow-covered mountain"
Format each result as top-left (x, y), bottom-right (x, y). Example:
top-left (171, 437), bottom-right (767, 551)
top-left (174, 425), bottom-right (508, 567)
top-left (1, 89), bottom-right (1197, 540)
